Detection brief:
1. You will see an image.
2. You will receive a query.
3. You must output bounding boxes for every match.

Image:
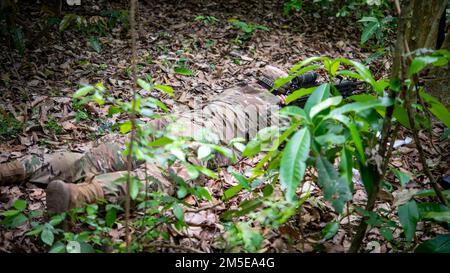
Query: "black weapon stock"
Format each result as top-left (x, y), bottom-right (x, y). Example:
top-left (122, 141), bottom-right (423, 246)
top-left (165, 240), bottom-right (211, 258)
top-left (258, 71), bottom-right (366, 106)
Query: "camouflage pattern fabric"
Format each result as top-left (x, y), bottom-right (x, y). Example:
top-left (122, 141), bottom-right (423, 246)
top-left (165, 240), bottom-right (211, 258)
top-left (21, 143), bottom-right (127, 185)
top-left (2, 66), bottom-right (288, 203)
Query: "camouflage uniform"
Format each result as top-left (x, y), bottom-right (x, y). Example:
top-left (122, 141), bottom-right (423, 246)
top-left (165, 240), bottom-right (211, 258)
top-left (0, 66), bottom-right (287, 212)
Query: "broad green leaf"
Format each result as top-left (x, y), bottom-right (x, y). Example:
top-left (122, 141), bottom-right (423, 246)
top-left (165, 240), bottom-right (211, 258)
top-left (197, 145), bottom-right (212, 160)
top-left (339, 147), bottom-right (353, 189)
top-left (408, 56), bottom-right (440, 77)
top-left (322, 222), bottom-right (339, 240)
top-left (9, 213), bottom-right (27, 228)
top-left (280, 128), bottom-right (311, 203)
top-left (186, 164), bottom-right (200, 179)
top-left (13, 199), bottom-right (27, 211)
top-left (2, 210), bottom-right (20, 217)
top-left (49, 241), bottom-right (66, 253)
top-left (119, 121), bottom-right (132, 134)
top-left (316, 156), bottom-right (352, 213)
top-left (147, 136), bottom-right (173, 147)
top-left (415, 234), bottom-right (450, 253)
top-left (232, 172), bottom-right (251, 190)
top-left (105, 207), bottom-right (117, 228)
top-left (398, 200), bottom-right (419, 241)
top-left (348, 121), bottom-right (365, 163)
top-left (420, 90), bottom-right (450, 128)
top-left (289, 57), bottom-right (327, 74)
top-left (73, 85), bottom-right (94, 98)
top-left (137, 78), bottom-right (151, 91)
top-left (380, 227), bottom-right (394, 241)
top-left (196, 165), bottom-right (218, 179)
top-left (173, 204), bottom-right (184, 221)
top-left (304, 84), bottom-right (330, 114)
top-left (195, 187), bottom-right (212, 201)
top-left (174, 67), bottom-right (193, 76)
top-left (279, 106), bottom-right (308, 120)
top-left (392, 168), bottom-right (411, 187)
top-left (360, 21), bottom-right (379, 44)
top-left (41, 227), bottom-right (54, 246)
top-left (422, 211), bottom-right (450, 223)
top-left (358, 16), bottom-right (379, 23)
top-left (242, 139), bottom-right (261, 157)
top-left (393, 103), bottom-right (411, 128)
top-left (129, 176), bottom-right (141, 200)
top-left (154, 84), bottom-right (174, 97)
top-left (327, 98), bottom-right (392, 118)
top-left (223, 184), bottom-right (243, 200)
top-left (210, 144), bottom-right (236, 163)
top-left (285, 87), bottom-right (316, 104)
top-left (310, 96), bottom-right (342, 118)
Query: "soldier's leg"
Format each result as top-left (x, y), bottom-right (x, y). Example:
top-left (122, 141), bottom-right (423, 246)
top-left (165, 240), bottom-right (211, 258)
top-left (45, 164), bottom-right (176, 213)
top-left (0, 152), bottom-right (83, 186)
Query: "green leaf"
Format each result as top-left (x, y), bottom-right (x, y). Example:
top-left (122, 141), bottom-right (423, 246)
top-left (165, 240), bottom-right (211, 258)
top-left (174, 67), bottom-right (193, 76)
top-left (316, 156), bottom-right (352, 214)
top-left (173, 204), bottom-right (184, 221)
top-left (195, 187), bottom-right (212, 201)
top-left (408, 56), bottom-right (440, 77)
top-left (148, 136), bottom-right (173, 147)
top-left (137, 78), bottom-right (151, 91)
top-left (242, 139), bottom-right (261, 157)
top-left (422, 211), bottom-right (450, 223)
top-left (129, 176), bottom-right (141, 200)
top-left (392, 168), bottom-right (411, 187)
top-left (10, 213), bottom-right (27, 228)
top-left (73, 85), bottom-right (94, 98)
top-left (360, 21), bottom-right (379, 44)
top-left (322, 222), bottom-right (339, 240)
top-left (49, 241), bottom-right (66, 253)
top-left (348, 121), bottom-right (365, 163)
top-left (380, 227), bottom-right (394, 241)
top-left (197, 145), bottom-right (212, 160)
top-left (393, 103), bottom-right (411, 128)
top-left (119, 121), bottom-right (132, 134)
top-left (304, 84), bottom-right (330, 115)
top-left (41, 227), bottom-right (54, 246)
top-left (310, 96), bottom-right (342, 118)
top-left (279, 127), bottom-right (311, 203)
top-left (339, 147), bottom-right (353, 189)
top-left (415, 234), bottom-right (450, 253)
top-left (186, 164), bottom-right (200, 179)
top-left (1, 210), bottom-right (20, 217)
top-left (419, 90), bottom-right (450, 128)
top-left (13, 199), bottom-right (27, 211)
top-left (279, 106), bottom-right (308, 120)
top-left (105, 207), bottom-right (117, 228)
top-left (327, 98), bottom-right (392, 118)
top-left (154, 84), bottom-right (174, 97)
top-left (223, 184), bottom-right (243, 200)
top-left (232, 172), bottom-right (251, 190)
top-left (195, 165), bottom-right (218, 179)
top-left (398, 200), bottom-right (419, 241)
top-left (88, 36), bottom-right (101, 53)
top-left (358, 16), bottom-right (379, 23)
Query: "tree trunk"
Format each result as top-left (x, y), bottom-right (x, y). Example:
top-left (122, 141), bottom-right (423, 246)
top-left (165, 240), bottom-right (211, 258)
top-left (403, 0), bottom-right (449, 108)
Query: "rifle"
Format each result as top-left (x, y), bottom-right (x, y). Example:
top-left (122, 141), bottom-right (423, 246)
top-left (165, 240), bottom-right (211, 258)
top-left (258, 71), bottom-right (366, 106)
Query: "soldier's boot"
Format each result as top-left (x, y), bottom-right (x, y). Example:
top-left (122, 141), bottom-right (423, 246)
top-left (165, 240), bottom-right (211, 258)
top-left (0, 160), bottom-right (26, 186)
top-left (46, 179), bottom-right (104, 213)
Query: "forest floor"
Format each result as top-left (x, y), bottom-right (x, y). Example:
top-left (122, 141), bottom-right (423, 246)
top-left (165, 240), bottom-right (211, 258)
top-left (0, 0), bottom-right (448, 253)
